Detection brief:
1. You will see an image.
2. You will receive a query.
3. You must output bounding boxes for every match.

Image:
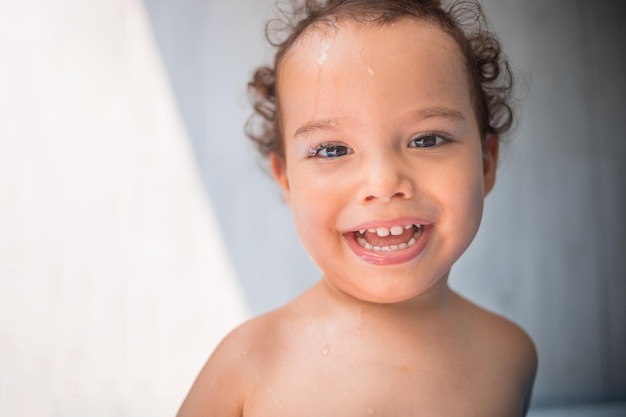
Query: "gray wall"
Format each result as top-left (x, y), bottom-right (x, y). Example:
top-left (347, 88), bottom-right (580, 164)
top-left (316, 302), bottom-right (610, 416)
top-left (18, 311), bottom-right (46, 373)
top-left (143, 0), bottom-right (626, 406)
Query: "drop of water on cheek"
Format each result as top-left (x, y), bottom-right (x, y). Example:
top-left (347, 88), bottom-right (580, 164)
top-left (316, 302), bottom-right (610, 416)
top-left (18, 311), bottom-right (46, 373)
top-left (354, 327), bottom-right (363, 336)
top-left (321, 344), bottom-right (330, 356)
top-left (367, 66), bottom-right (374, 76)
top-left (236, 351), bottom-right (247, 361)
top-left (367, 406), bottom-right (376, 415)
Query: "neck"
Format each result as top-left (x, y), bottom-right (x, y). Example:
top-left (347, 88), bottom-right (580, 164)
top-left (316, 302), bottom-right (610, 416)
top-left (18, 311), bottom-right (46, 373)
top-left (316, 273), bottom-right (453, 322)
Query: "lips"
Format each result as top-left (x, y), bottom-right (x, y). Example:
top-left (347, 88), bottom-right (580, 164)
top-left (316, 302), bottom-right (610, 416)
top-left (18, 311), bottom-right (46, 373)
top-left (343, 221), bottom-right (430, 265)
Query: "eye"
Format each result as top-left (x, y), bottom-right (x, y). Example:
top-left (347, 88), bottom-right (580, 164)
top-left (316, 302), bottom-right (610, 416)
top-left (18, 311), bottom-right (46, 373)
top-left (309, 143), bottom-right (354, 158)
top-left (408, 134), bottom-right (447, 148)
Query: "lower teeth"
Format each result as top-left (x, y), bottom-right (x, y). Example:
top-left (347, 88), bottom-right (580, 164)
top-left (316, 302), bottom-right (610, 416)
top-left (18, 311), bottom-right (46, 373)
top-left (356, 231), bottom-right (420, 252)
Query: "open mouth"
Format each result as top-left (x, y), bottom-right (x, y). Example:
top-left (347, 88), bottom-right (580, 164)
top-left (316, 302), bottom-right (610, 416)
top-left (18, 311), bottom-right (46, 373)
top-left (354, 224), bottom-right (424, 252)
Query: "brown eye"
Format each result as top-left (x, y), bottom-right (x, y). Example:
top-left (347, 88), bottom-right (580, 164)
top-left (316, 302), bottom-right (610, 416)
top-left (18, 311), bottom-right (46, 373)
top-left (408, 134), bottom-right (446, 148)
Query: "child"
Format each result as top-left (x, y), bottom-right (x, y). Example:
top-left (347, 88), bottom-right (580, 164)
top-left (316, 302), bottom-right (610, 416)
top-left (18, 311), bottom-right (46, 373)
top-left (178, 0), bottom-right (537, 415)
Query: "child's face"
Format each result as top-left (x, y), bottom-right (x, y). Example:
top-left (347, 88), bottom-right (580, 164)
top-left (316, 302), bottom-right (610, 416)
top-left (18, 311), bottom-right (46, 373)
top-left (271, 19), bottom-right (498, 304)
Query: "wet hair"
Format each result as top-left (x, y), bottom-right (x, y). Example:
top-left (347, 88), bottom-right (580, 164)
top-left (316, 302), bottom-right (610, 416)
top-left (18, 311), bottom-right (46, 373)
top-left (246, 0), bottom-right (515, 159)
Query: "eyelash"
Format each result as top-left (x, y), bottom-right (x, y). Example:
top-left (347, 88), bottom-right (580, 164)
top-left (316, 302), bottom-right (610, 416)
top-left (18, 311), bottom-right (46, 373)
top-left (308, 143), bottom-right (354, 158)
top-left (408, 133), bottom-right (450, 148)
top-left (308, 133), bottom-right (450, 159)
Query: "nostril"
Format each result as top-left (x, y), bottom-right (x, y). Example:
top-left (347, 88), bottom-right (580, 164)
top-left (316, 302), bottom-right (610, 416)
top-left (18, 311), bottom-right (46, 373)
top-left (364, 191), bottom-right (405, 202)
top-left (360, 175), bottom-right (413, 203)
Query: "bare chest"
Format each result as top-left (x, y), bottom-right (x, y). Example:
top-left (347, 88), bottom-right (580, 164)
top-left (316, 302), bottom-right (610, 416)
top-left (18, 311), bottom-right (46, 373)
top-left (243, 345), bottom-right (523, 417)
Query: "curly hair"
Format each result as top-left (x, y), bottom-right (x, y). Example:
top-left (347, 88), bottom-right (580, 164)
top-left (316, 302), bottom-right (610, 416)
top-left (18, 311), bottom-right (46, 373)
top-left (246, 0), bottom-right (515, 159)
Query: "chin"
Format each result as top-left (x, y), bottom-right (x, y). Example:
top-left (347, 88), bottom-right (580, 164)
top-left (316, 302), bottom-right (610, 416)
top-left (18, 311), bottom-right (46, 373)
top-left (328, 271), bottom-right (446, 305)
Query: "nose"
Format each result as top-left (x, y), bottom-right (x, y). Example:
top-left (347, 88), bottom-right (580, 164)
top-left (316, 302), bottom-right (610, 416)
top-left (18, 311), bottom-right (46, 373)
top-left (357, 152), bottom-right (414, 204)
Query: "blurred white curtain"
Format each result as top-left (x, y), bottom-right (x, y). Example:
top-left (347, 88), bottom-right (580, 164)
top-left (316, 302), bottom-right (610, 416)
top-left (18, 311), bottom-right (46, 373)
top-left (0, 0), bottom-right (249, 415)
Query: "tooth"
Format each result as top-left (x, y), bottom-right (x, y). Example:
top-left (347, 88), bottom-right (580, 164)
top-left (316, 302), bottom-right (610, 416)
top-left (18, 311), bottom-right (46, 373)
top-left (381, 246), bottom-right (391, 252)
top-left (376, 228), bottom-right (390, 237)
top-left (408, 238), bottom-right (416, 246)
top-left (358, 236), bottom-right (373, 250)
top-left (405, 225), bottom-right (413, 230)
top-left (367, 228), bottom-right (376, 233)
top-left (399, 243), bottom-right (408, 249)
top-left (390, 226), bottom-right (403, 236)
top-left (373, 246), bottom-right (381, 251)
top-left (359, 230), bottom-right (365, 234)
top-left (390, 245), bottom-right (399, 251)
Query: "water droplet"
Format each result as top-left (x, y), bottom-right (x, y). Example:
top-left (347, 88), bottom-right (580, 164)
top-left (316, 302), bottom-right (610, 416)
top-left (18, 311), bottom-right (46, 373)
top-left (267, 389), bottom-right (280, 406)
top-left (236, 351), bottom-right (247, 361)
top-left (318, 36), bottom-right (333, 65)
top-left (321, 344), bottom-right (330, 356)
top-left (367, 66), bottom-right (375, 76)
top-left (326, 323), bottom-right (336, 338)
top-left (366, 407), bottom-right (376, 415)
top-left (354, 327), bottom-right (363, 336)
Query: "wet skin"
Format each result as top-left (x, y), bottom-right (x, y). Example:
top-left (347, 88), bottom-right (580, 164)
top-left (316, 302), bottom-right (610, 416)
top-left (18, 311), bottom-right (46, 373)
top-left (177, 18), bottom-right (536, 417)
top-left (272, 18), bottom-right (492, 304)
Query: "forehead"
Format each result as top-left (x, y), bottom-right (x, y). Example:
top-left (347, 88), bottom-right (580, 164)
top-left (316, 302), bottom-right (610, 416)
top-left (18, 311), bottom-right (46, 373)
top-left (277, 18), bottom-right (475, 138)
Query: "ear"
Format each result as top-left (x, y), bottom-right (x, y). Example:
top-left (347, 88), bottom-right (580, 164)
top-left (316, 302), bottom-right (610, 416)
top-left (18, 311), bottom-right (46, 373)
top-left (482, 134), bottom-right (499, 196)
top-left (270, 153), bottom-right (291, 205)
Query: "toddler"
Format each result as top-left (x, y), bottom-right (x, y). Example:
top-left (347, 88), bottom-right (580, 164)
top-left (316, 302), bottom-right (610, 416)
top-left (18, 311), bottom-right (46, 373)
top-left (178, 0), bottom-right (537, 415)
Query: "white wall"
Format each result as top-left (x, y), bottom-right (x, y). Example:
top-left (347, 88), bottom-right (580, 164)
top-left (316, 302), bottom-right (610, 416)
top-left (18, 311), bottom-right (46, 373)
top-left (0, 1), bottom-right (248, 415)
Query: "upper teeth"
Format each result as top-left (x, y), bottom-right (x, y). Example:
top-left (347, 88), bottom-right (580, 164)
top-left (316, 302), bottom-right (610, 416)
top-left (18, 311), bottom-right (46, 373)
top-left (358, 224), bottom-right (421, 237)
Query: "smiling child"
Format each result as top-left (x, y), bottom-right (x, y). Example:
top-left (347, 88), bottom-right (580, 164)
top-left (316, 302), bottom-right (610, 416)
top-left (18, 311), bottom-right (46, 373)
top-left (177, 1), bottom-right (537, 416)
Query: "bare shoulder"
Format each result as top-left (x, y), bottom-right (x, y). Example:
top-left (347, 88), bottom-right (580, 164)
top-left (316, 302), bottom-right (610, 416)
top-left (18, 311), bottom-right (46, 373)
top-left (176, 310), bottom-right (288, 417)
top-left (453, 292), bottom-right (536, 363)
top-left (451, 292), bottom-right (538, 411)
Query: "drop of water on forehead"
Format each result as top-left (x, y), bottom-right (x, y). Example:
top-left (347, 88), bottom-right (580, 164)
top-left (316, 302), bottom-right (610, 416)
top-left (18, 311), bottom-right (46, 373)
top-left (315, 17), bottom-right (338, 66)
top-left (318, 36), bottom-right (334, 65)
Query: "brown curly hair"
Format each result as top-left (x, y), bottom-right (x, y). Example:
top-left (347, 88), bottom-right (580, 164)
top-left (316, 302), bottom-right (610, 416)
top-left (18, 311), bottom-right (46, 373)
top-left (246, 0), bottom-right (515, 159)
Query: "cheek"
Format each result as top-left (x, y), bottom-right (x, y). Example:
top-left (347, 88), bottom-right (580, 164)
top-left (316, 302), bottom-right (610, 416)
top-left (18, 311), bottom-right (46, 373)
top-left (288, 164), bottom-right (348, 210)
top-left (287, 171), bottom-right (342, 242)
top-left (445, 156), bottom-right (486, 232)
top-left (287, 164), bottom-right (359, 270)
top-left (422, 147), bottom-right (485, 235)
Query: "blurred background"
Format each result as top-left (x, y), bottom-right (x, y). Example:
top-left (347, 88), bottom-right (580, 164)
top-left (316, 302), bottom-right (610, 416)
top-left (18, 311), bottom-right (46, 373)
top-left (0, 0), bottom-right (624, 415)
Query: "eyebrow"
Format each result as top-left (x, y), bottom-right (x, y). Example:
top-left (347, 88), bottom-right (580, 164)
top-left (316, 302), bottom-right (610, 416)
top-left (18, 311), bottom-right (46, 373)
top-left (408, 106), bottom-right (467, 122)
top-left (293, 119), bottom-right (339, 140)
top-left (292, 106), bottom-right (466, 140)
